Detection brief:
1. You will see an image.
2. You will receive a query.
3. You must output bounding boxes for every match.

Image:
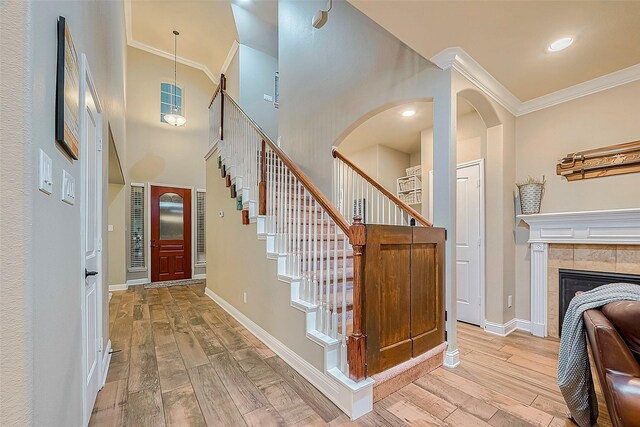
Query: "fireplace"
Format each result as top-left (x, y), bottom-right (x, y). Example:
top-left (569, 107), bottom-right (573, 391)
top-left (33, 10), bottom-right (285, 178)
top-left (558, 269), bottom-right (640, 335)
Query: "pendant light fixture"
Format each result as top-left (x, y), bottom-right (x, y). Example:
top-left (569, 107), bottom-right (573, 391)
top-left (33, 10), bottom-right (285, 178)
top-left (164, 30), bottom-right (186, 127)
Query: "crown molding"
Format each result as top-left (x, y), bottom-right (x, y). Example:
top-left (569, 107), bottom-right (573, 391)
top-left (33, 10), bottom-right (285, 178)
top-left (517, 63), bottom-right (640, 115)
top-left (220, 40), bottom-right (239, 77)
top-left (431, 47), bottom-right (521, 116)
top-left (431, 47), bottom-right (640, 117)
top-left (123, 0), bottom-right (237, 85)
top-left (128, 40), bottom-right (219, 84)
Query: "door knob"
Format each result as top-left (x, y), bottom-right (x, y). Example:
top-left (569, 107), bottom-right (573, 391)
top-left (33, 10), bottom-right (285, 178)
top-left (85, 269), bottom-right (99, 278)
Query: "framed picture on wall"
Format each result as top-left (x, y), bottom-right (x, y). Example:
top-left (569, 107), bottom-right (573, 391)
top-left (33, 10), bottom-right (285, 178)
top-left (55, 16), bottom-right (80, 160)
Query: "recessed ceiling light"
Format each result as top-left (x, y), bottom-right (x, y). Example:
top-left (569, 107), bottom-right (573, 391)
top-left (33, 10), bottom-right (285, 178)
top-left (401, 110), bottom-right (416, 117)
top-left (548, 37), bottom-right (574, 52)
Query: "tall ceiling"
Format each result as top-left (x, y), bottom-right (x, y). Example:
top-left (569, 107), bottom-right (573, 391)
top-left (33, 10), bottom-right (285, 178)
top-left (128, 0), bottom-right (238, 80)
top-left (348, 0), bottom-right (640, 101)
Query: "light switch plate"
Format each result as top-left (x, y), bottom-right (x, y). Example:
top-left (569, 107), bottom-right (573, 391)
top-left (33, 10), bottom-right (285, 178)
top-left (38, 149), bottom-right (53, 195)
top-left (263, 94), bottom-right (273, 102)
top-left (108, 225), bottom-right (114, 232)
top-left (61, 170), bottom-right (76, 205)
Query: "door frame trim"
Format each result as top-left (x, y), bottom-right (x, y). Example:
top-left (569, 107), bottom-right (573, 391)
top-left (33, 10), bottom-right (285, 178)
top-left (456, 159), bottom-right (486, 329)
top-left (79, 53), bottom-right (104, 426)
top-left (146, 182), bottom-right (196, 283)
top-left (429, 158), bottom-right (486, 329)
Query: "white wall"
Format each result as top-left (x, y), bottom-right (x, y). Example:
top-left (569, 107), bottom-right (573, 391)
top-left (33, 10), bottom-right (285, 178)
top-left (0, 1), bottom-right (127, 424)
top-left (124, 46), bottom-right (214, 282)
top-left (514, 80), bottom-right (640, 321)
top-left (278, 0), bottom-right (450, 196)
top-left (238, 44), bottom-right (279, 141)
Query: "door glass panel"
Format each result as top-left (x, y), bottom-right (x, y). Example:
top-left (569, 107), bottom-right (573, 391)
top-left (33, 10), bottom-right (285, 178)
top-left (159, 192), bottom-right (184, 240)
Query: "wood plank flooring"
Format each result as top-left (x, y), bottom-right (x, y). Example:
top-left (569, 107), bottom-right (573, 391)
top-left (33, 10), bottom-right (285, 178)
top-left (91, 285), bottom-right (611, 426)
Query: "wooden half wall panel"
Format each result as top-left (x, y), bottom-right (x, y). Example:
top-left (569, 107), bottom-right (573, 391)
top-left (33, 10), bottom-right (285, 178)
top-left (363, 225), bottom-right (445, 376)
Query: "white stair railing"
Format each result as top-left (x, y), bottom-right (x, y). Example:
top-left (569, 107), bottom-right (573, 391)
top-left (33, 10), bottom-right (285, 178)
top-left (213, 89), bottom-right (354, 376)
top-left (332, 148), bottom-right (432, 227)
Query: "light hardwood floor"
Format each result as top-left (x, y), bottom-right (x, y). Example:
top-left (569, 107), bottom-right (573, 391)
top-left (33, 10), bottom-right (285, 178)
top-left (91, 285), bottom-right (611, 426)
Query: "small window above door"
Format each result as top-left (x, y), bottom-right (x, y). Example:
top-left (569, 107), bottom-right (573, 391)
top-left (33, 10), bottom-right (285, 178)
top-left (160, 83), bottom-right (183, 123)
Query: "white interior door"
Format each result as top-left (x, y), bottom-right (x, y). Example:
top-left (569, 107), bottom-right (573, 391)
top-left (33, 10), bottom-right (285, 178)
top-left (81, 56), bottom-right (102, 423)
top-left (455, 162), bottom-right (482, 325)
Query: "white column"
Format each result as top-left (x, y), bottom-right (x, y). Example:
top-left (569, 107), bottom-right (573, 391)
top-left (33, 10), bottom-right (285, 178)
top-left (530, 242), bottom-right (548, 337)
top-left (433, 74), bottom-right (459, 368)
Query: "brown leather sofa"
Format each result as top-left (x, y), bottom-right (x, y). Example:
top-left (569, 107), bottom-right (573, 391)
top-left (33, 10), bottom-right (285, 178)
top-left (583, 301), bottom-right (640, 427)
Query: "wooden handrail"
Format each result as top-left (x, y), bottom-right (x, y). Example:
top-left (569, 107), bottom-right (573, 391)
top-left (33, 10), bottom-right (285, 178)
top-left (207, 83), bottom-right (221, 109)
top-left (332, 147), bottom-right (433, 227)
top-left (222, 90), bottom-right (352, 235)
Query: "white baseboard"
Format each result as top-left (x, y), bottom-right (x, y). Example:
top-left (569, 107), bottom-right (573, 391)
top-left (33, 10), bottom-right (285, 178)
top-left (108, 283), bottom-right (128, 292)
top-left (101, 339), bottom-right (112, 387)
top-left (203, 287), bottom-right (373, 419)
top-left (484, 318), bottom-right (531, 337)
top-left (516, 319), bottom-right (532, 333)
top-left (444, 348), bottom-right (460, 368)
top-left (193, 274), bottom-right (207, 280)
top-left (126, 278), bottom-right (148, 286)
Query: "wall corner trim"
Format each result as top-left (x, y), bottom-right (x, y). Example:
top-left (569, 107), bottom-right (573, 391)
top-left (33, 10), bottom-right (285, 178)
top-left (430, 47), bottom-right (640, 117)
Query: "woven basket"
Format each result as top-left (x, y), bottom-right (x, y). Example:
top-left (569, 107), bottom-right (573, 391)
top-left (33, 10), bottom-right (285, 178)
top-left (399, 179), bottom-right (415, 192)
top-left (518, 183), bottom-right (544, 214)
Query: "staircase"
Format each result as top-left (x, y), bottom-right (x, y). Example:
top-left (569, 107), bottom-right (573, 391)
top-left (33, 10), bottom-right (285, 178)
top-left (207, 81), bottom-right (374, 419)
top-left (206, 75), bottom-right (445, 419)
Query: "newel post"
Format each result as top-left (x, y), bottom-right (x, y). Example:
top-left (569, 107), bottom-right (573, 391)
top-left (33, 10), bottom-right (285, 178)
top-left (259, 140), bottom-right (267, 215)
top-left (348, 215), bottom-right (366, 381)
top-left (220, 74), bottom-right (226, 141)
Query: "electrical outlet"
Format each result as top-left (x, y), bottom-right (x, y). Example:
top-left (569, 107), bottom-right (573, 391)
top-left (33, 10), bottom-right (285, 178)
top-left (507, 295), bottom-right (513, 308)
top-left (263, 94), bottom-right (273, 102)
top-left (218, 211), bottom-right (224, 217)
top-left (243, 292), bottom-right (247, 304)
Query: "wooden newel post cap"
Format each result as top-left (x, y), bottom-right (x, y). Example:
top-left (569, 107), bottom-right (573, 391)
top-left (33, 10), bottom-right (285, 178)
top-left (353, 215), bottom-right (362, 225)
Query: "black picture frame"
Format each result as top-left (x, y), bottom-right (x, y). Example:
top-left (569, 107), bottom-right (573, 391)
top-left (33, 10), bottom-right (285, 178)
top-left (55, 16), bottom-right (80, 160)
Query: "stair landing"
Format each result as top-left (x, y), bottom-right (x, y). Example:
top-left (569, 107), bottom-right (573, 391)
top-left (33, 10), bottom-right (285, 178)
top-left (372, 342), bottom-right (447, 402)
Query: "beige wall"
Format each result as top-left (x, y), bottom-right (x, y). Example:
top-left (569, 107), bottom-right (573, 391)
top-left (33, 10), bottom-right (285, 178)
top-left (514, 80), bottom-right (640, 321)
top-left (126, 46), bottom-right (213, 186)
top-left (205, 156), bottom-right (324, 370)
top-left (123, 46), bottom-right (214, 282)
top-left (347, 144), bottom-right (410, 195)
top-left (108, 184), bottom-right (127, 285)
top-left (1, 0), bottom-right (127, 424)
top-left (452, 72), bottom-right (517, 326)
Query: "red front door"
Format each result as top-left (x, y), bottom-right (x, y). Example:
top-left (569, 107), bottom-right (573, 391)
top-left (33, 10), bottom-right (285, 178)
top-left (151, 186), bottom-right (192, 282)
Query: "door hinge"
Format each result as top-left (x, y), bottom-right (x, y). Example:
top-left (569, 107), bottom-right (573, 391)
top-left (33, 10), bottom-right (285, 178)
top-left (97, 138), bottom-right (102, 152)
top-left (98, 237), bottom-right (103, 252)
top-left (445, 310), bottom-right (448, 321)
top-left (445, 330), bottom-right (448, 341)
top-left (444, 229), bottom-right (448, 240)
top-left (477, 179), bottom-right (480, 188)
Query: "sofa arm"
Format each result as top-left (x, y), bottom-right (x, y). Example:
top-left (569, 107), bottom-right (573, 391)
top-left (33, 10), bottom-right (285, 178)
top-left (584, 309), bottom-right (640, 377)
top-left (606, 373), bottom-right (640, 427)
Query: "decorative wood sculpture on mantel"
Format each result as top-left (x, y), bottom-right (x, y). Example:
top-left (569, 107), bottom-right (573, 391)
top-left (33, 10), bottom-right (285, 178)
top-left (557, 140), bottom-right (640, 181)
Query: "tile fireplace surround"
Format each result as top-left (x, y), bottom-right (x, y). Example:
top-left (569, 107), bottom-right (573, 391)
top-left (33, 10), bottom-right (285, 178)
top-left (519, 208), bottom-right (640, 338)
